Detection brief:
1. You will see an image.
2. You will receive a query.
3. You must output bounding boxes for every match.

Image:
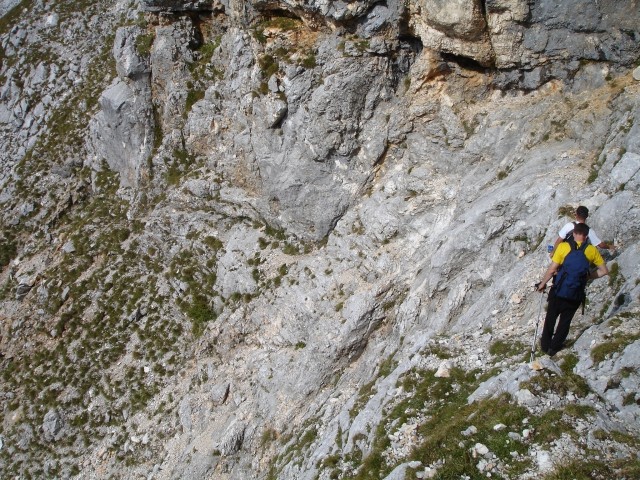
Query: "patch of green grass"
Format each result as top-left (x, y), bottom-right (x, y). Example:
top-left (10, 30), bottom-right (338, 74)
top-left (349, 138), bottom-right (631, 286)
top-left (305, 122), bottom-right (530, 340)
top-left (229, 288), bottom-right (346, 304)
top-left (300, 53), bottom-right (316, 69)
top-left (591, 331), bottom-right (640, 364)
top-left (251, 16), bottom-right (303, 48)
top-left (403, 76), bottom-right (411, 91)
top-left (489, 339), bottom-right (527, 358)
top-left (261, 428), bottom-right (278, 447)
top-left (259, 54), bottom-right (279, 79)
top-left (252, 27), bottom-right (267, 44)
top-left (522, 366), bottom-right (590, 398)
top-left (0, 230), bottom-right (17, 268)
top-left (355, 40), bottom-right (369, 53)
top-left (265, 224), bottom-right (286, 240)
top-left (263, 16), bottom-right (301, 31)
top-left (185, 82), bottom-right (205, 116)
top-left (497, 169), bottom-right (509, 180)
top-left (378, 353), bottom-right (397, 378)
top-left (189, 38), bottom-right (224, 83)
top-left (165, 148), bottom-right (196, 185)
top-left (203, 235), bottom-right (224, 252)
top-left (349, 379), bottom-right (377, 419)
top-left (541, 457), bottom-right (637, 480)
top-left (355, 367), bottom-right (531, 480)
top-left (557, 205), bottom-right (574, 218)
top-left (608, 262), bottom-right (620, 287)
top-left (426, 343), bottom-right (454, 359)
top-left (200, 38), bottom-right (221, 59)
top-left (282, 242), bottom-right (300, 255)
top-left (135, 32), bottom-right (154, 56)
top-left (185, 295), bottom-right (216, 337)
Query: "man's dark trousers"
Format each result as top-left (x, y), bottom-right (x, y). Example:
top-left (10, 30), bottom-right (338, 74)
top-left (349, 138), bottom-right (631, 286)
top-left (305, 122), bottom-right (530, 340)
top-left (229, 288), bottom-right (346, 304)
top-left (540, 292), bottom-right (581, 353)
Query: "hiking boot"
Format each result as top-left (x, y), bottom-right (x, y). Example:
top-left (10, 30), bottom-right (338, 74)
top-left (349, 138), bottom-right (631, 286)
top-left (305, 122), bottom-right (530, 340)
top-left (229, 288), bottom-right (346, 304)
top-left (547, 349), bottom-right (558, 357)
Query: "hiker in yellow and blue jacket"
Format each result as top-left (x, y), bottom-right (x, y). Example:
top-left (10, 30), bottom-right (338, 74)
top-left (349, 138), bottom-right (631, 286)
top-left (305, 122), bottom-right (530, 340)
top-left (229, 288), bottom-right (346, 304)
top-left (536, 223), bottom-right (609, 356)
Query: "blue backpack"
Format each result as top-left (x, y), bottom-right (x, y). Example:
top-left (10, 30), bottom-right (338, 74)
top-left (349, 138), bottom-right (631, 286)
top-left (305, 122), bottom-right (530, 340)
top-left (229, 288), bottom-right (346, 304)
top-left (553, 239), bottom-right (590, 303)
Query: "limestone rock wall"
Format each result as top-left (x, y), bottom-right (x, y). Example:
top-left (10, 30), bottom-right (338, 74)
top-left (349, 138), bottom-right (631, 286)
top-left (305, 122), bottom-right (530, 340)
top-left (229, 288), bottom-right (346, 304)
top-left (127, 0), bottom-right (640, 239)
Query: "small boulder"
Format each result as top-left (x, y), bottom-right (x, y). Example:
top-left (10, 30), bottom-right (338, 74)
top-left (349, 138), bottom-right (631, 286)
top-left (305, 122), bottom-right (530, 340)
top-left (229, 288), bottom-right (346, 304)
top-left (42, 409), bottom-right (64, 442)
top-left (435, 360), bottom-right (452, 378)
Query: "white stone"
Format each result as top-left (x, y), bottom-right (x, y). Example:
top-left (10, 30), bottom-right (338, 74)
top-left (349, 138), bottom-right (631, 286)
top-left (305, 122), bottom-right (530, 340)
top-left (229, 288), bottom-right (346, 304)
top-left (474, 443), bottom-right (489, 456)
top-left (462, 425), bottom-right (478, 436)
top-left (62, 240), bottom-right (76, 253)
top-left (633, 66), bottom-right (640, 81)
top-left (536, 450), bottom-right (553, 472)
top-left (435, 361), bottom-right (452, 378)
top-left (45, 13), bottom-right (59, 27)
top-left (515, 388), bottom-right (539, 407)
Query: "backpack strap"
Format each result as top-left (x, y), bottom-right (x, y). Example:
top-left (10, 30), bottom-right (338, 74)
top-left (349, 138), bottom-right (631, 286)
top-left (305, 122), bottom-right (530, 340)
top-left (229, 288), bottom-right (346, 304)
top-left (565, 236), bottom-right (578, 251)
top-left (578, 241), bottom-right (589, 314)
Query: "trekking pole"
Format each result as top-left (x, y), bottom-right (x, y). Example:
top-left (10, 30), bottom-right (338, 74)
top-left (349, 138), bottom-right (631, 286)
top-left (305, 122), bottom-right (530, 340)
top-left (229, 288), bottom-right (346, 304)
top-left (530, 290), bottom-right (545, 363)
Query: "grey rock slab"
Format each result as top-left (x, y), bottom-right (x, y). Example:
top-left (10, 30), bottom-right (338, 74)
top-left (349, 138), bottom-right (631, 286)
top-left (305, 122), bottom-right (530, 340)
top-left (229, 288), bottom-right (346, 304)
top-left (179, 396), bottom-right (192, 434)
top-left (42, 409), bottom-right (64, 442)
top-left (218, 420), bottom-right (245, 456)
top-left (590, 192), bottom-right (639, 246)
top-left (610, 152), bottom-right (640, 189)
top-left (216, 224), bottom-right (260, 298)
top-left (382, 462), bottom-right (413, 480)
top-left (0, 0), bottom-right (21, 17)
top-left (468, 364), bottom-right (536, 403)
top-left (88, 76), bottom-right (154, 187)
top-left (514, 388), bottom-right (539, 407)
top-left (421, 0), bottom-right (487, 40)
top-left (113, 26), bottom-right (151, 80)
top-left (210, 383), bottom-right (230, 405)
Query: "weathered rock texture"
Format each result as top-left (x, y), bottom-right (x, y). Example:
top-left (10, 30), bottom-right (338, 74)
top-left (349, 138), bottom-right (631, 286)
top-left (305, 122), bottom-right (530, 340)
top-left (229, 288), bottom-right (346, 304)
top-left (1, 1), bottom-right (639, 479)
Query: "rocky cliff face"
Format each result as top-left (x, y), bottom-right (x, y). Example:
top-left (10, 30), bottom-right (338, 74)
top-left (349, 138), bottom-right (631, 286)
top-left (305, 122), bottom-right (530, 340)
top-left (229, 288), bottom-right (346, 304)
top-left (1, 1), bottom-right (640, 479)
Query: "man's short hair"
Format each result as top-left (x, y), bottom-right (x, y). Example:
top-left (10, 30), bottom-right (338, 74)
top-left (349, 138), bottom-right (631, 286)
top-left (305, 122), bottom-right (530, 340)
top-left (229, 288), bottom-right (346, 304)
top-left (573, 222), bottom-right (589, 236)
top-left (576, 205), bottom-right (589, 219)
